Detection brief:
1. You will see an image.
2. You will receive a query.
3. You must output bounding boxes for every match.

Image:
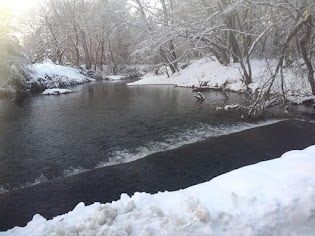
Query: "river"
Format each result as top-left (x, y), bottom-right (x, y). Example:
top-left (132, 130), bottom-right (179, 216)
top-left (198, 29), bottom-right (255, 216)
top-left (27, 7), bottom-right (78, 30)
top-left (0, 80), bottom-right (313, 194)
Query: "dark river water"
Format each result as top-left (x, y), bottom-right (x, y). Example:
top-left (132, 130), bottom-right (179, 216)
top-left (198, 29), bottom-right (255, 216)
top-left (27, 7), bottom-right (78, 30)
top-left (0, 80), bottom-right (312, 194)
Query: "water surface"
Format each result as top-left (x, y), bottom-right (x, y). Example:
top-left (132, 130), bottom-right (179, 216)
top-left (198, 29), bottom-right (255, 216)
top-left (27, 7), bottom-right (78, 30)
top-left (0, 81), bottom-right (300, 193)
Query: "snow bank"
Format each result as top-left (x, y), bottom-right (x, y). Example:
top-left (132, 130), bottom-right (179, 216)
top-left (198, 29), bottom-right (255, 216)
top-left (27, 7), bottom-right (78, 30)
top-left (287, 95), bottom-right (315, 105)
top-left (28, 61), bottom-right (94, 91)
top-left (3, 145), bottom-right (315, 236)
top-left (128, 58), bottom-right (313, 99)
top-left (42, 88), bottom-right (72, 95)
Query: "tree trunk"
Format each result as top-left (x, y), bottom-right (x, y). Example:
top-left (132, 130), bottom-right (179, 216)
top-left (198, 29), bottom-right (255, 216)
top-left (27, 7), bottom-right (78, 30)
top-left (99, 40), bottom-right (105, 68)
top-left (81, 30), bottom-right (92, 69)
top-left (169, 40), bottom-right (179, 72)
top-left (159, 47), bottom-right (176, 74)
top-left (300, 10), bottom-right (315, 95)
top-left (108, 37), bottom-right (118, 75)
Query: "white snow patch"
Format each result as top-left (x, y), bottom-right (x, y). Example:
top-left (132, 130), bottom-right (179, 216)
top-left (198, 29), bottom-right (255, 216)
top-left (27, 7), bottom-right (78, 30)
top-left (3, 145), bottom-right (315, 235)
top-left (28, 61), bottom-right (94, 89)
top-left (128, 58), bottom-right (313, 98)
top-left (224, 104), bottom-right (239, 111)
top-left (104, 75), bottom-right (127, 81)
top-left (287, 95), bottom-right (315, 105)
top-left (42, 88), bottom-right (72, 95)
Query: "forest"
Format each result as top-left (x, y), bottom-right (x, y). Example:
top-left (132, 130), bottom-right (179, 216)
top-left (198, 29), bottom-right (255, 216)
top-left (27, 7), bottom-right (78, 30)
top-left (1, 0), bottom-right (315, 111)
top-left (2, 1), bottom-right (315, 235)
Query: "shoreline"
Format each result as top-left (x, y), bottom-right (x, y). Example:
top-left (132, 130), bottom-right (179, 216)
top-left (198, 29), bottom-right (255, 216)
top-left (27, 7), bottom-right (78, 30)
top-left (1, 119), bottom-right (315, 231)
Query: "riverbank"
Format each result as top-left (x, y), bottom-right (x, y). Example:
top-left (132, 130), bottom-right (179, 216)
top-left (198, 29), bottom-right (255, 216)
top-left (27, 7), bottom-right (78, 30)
top-left (0, 62), bottom-right (94, 97)
top-left (27, 61), bottom-right (94, 93)
top-left (1, 119), bottom-right (315, 233)
top-left (128, 58), bottom-right (315, 105)
top-left (0, 62), bottom-right (150, 96)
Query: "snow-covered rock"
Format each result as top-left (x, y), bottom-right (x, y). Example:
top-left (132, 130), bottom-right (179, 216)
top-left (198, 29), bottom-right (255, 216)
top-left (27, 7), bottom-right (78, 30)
top-left (28, 61), bottom-right (94, 92)
top-left (3, 145), bottom-right (315, 236)
top-left (42, 88), bottom-right (72, 95)
top-left (224, 104), bottom-right (239, 110)
top-left (104, 75), bottom-right (127, 81)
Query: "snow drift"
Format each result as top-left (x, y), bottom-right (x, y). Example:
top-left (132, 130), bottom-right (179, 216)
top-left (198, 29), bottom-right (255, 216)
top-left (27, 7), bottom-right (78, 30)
top-left (2, 145), bottom-right (315, 235)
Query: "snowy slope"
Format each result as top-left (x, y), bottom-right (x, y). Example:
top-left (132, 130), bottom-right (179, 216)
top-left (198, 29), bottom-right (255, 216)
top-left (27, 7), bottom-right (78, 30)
top-left (2, 145), bottom-right (315, 236)
top-left (128, 58), bottom-right (314, 102)
top-left (28, 61), bottom-right (94, 90)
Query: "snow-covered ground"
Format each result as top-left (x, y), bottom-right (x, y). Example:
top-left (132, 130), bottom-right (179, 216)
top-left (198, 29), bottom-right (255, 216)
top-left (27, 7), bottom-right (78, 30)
top-left (3, 145), bottom-right (315, 236)
top-left (100, 64), bottom-right (151, 76)
top-left (128, 58), bottom-right (315, 104)
top-left (42, 88), bottom-right (72, 95)
top-left (92, 64), bottom-right (151, 81)
top-left (28, 61), bottom-right (94, 90)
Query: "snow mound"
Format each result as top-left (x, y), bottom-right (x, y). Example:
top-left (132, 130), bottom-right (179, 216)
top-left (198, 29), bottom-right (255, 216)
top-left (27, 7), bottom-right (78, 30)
top-left (3, 145), bottom-right (315, 236)
top-left (28, 61), bottom-right (94, 90)
top-left (42, 88), bottom-right (72, 95)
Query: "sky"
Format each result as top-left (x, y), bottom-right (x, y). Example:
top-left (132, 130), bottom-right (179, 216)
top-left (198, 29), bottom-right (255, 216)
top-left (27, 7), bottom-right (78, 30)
top-left (0, 0), bottom-right (38, 14)
top-left (0, 0), bottom-right (39, 40)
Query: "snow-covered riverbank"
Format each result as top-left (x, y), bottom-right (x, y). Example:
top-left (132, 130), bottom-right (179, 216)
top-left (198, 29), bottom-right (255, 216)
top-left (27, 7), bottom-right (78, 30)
top-left (128, 58), bottom-right (315, 104)
top-left (2, 145), bottom-right (315, 235)
top-left (27, 61), bottom-right (94, 92)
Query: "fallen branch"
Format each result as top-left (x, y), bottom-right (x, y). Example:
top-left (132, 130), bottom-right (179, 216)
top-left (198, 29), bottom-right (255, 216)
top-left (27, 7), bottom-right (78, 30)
top-left (194, 92), bottom-right (205, 101)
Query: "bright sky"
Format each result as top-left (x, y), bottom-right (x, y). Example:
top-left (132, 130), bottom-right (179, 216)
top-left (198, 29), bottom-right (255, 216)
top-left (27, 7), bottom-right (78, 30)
top-left (0, 0), bottom-right (39, 40)
top-left (0, 0), bottom-right (38, 14)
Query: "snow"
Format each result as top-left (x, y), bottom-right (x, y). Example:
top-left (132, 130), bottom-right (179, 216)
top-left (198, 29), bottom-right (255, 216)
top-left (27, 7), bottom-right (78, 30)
top-left (42, 88), bottom-right (72, 95)
top-left (28, 60), bottom-right (94, 89)
top-left (104, 75), bottom-right (127, 81)
top-left (287, 95), bottom-right (315, 105)
top-left (224, 104), bottom-right (239, 111)
top-left (3, 145), bottom-right (315, 236)
top-left (128, 58), bottom-right (314, 99)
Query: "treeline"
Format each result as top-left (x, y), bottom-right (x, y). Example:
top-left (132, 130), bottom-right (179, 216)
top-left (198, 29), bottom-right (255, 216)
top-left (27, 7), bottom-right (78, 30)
top-left (2, 0), bottom-right (315, 97)
top-left (22, 0), bottom-right (314, 91)
top-left (0, 8), bottom-right (30, 90)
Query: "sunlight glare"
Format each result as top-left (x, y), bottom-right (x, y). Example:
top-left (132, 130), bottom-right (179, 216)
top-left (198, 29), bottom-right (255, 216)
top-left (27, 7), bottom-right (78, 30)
top-left (0, 0), bottom-right (37, 13)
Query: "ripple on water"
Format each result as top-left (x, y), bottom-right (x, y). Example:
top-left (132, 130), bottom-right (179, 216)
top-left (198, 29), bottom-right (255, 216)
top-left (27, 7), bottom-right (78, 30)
top-left (0, 119), bottom-right (283, 195)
